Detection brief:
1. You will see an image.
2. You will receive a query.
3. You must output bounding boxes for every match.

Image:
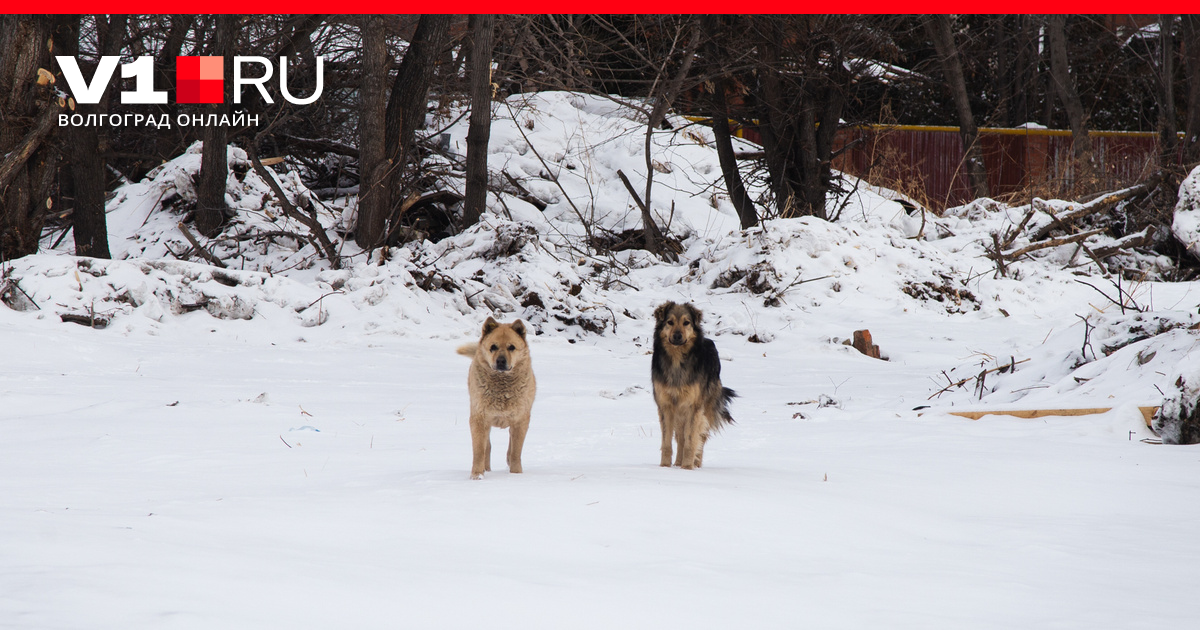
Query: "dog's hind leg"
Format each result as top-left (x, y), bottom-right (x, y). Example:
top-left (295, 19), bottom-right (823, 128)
top-left (507, 420), bottom-right (528, 474)
top-left (694, 431), bottom-right (709, 468)
top-left (484, 433), bottom-right (492, 472)
top-left (680, 413), bottom-right (707, 470)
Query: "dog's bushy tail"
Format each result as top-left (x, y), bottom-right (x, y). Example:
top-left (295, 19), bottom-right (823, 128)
top-left (456, 343), bottom-right (477, 357)
top-left (713, 387), bottom-right (737, 430)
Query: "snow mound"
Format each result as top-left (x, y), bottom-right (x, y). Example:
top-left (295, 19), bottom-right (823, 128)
top-left (933, 308), bottom-right (1200, 414)
top-left (438, 91), bottom-right (749, 241)
top-left (3, 255), bottom-right (346, 330)
top-left (1153, 352), bottom-right (1200, 444)
top-left (1172, 164), bottom-right (1200, 262)
top-left (95, 141), bottom-right (348, 275)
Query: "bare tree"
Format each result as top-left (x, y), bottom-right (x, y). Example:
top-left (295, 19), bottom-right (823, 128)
top-left (1047, 15), bottom-right (1095, 190)
top-left (750, 16), bottom-right (898, 220)
top-left (195, 14), bottom-right (237, 237)
top-left (355, 15), bottom-right (452, 250)
top-left (924, 14), bottom-right (989, 200)
top-left (1156, 15), bottom-right (1179, 170)
top-left (59, 15), bottom-right (126, 259)
top-left (701, 14), bottom-right (757, 229)
top-left (0, 15), bottom-right (63, 262)
top-left (462, 14), bottom-right (496, 228)
top-left (357, 15), bottom-right (389, 246)
top-left (1183, 16), bottom-right (1200, 165)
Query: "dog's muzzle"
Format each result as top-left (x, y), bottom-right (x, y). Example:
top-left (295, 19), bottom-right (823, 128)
top-left (669, 334), bottom-right (685, 346)
top-left (494, 357), bottom-right (509, 371)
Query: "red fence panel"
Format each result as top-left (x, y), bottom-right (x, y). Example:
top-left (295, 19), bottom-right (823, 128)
top-left (830, 125), bottom-right (1173, 210)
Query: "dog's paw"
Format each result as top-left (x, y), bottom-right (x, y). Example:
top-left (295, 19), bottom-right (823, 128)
top-left (470, 472), bottom-right (484, 480)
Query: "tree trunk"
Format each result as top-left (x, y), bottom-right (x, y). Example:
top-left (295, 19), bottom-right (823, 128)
top-left (356, 15), bottom-right (389, 247)
top-left (925, 14), bottom-right (989, 200)
top-left (1046, 15), bottom-right (1095, 190)
top-left (58, 15), bottom-right (118, 259)
top-left (0, 15), bottom-right (60, 262)
top-left (711, 87), bottom-right (757, 229)
top-left (1183, 16), bottom-right (1200, 165)
top-left (1158, 15), bottom-right (1179, 170)
top-left (751, 19), bottom-right (792, 218)
top-left (150, 15), bottom-right (191, 168)
top-left (356, 14), bottom-right (451, 250)
top-left (639, 17), bottom-right (699, 255)
top-left (195, 14), bottom-right (236, 237)
top-left (803, 60), bottom-right (848, 220)
top-left (462, 14), bottom-right (496, 228)
top-left (702, 15), bottom-right (757, 230)
top-left (1014, 15), bottom-right (1038, 127)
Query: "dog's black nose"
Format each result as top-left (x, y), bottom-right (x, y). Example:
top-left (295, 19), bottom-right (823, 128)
top-left (495, 356), bottom-right (508, 371)
top-left (670, 333), bottom-right (684, 345)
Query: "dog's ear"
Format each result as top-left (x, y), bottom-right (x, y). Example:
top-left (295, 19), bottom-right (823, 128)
top-left (482, 316), bottom-right (500, 336)
top-left (685, 303), bottom-right (703, 324)
top-left (653, 302), bottom-right (675, 324)
top-left (511, 319), bottom-right (527, 339)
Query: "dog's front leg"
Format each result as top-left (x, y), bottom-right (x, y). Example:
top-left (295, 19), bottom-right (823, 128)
top-left (673, 406), bottom-right (691, 467)
top-left (507, 418), bottom-right (528, 474)
top-left (658, 407), bottom-right (673, 467)
top-left (470, 418), bottom-right (488, 480)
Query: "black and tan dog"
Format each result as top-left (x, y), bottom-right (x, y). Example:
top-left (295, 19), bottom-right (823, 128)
top-left (651, 301), bottom-right (736, 469)
top-left (457, 317), bottom-right (537, 480)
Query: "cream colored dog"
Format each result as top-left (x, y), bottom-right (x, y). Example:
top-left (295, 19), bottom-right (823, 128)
top-left (456, 317), bottom-right (537, 480)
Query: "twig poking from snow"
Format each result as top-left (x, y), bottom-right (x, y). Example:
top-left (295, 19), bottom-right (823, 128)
top-left (279, 435), bottom-right (292, 448)
top-left (305, 290), bottom-right (345, 310)
top-left (1077, 314), bottom-right (1097, 361)
top-left (927, 358), bottom-right (1031, 400)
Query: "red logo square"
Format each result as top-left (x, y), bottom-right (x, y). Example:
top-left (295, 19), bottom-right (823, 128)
top-left (176, 56), bottom-right (224, 104)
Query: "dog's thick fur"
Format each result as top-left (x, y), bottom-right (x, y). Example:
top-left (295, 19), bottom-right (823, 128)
top-left (456, 317), bottom-right (536, 480)
top-left (651, 301), bottom-right (736, 469)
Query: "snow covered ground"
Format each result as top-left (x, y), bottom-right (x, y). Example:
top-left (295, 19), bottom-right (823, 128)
top-left (3, 92), bottom-right (1200, 628)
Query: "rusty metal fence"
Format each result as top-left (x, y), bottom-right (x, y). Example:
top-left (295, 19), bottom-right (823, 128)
top-left (830, 125), bottom-right (1172, 210)
top-left (722, 121), bottom-right (1175, 211)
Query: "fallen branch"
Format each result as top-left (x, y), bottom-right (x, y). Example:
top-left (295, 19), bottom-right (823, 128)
top-left (310, 185), bottom-right (359, 200)
top-left (616, 168), bottom-right (677, 262)
top-left (277, 133), bottom-right (359, 158)
top-left (246, 143), bottom-right (341, 269)
top-left (1086, 225), bottom-right (1156, 260)
top-left (998, 201), bottom-right (1041, 251)
top-left (1000, 227), bottom-right (1106, 261)
top-left (1028, 178), bottom-right (1157, 241)
top-left (177, 222), bottom-right (228, 268)
top-left (502, 170), bottom-right (548, 211)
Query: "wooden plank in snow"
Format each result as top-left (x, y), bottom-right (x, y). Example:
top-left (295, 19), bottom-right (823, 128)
top-left (936, 407), bottom-right (1159, 428)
